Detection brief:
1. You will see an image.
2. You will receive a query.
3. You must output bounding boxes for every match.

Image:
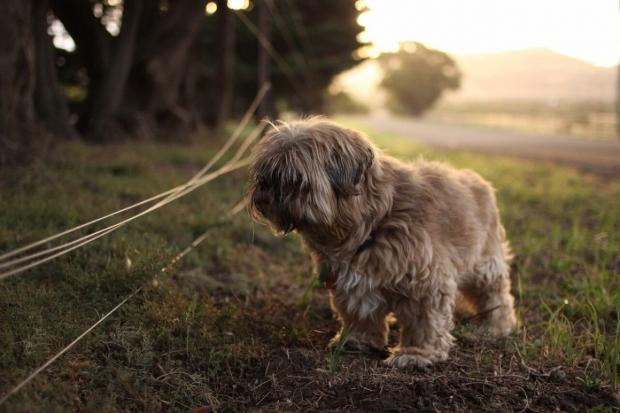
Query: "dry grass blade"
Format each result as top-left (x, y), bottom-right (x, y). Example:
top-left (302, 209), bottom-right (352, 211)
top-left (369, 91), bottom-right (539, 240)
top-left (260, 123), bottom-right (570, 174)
top-left (0, 158), bottom-right (251, 281)
top-left (0, 195), bottom-right (246, 405)
top-left (0, 84), bottom-right (270, 269)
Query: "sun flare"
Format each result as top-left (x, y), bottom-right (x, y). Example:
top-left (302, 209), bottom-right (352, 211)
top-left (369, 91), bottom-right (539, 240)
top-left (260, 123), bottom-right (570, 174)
top-left (356, 0), bottom-right (620, 66)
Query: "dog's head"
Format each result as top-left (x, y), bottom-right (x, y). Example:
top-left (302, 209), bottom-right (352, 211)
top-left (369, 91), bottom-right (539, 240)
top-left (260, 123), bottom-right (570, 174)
top-left (248, 118), bottom-right (375, 235)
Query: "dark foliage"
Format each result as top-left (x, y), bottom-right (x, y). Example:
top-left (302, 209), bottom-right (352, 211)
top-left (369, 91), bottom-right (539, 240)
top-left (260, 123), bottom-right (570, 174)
top-left (201, 0), bottom-right (365, 117)
top-left (0, 0), bottom-right (364, 150)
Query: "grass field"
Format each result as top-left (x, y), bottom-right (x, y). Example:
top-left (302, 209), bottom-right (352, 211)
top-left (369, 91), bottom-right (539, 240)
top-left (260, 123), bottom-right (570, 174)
top-left (0, 122), bottom-right (619, 411)
top-left (433, 100), bottom-right (618, 140)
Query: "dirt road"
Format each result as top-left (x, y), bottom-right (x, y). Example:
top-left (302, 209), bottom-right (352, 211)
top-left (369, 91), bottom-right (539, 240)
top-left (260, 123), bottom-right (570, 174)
top-left (355, 114), bottom-right (620, 176)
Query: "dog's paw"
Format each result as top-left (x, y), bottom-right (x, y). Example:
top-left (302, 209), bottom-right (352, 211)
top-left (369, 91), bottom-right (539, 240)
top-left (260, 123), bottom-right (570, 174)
top-left (488, 323), bottom-right (514, 338)
top-left (383, 352), bottom-right (433, 370)
top-left (328, 334), bottom-right (387, 355)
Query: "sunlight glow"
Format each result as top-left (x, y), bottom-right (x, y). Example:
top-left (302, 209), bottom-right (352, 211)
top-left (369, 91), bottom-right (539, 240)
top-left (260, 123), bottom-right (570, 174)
top-left (49, 19), bottom-right (75, 52)
top-left (206, 0), bottom-right (249, 13)
top-left (205, 2), bottom-right (217, 15)
top-left (357, 0), bottom-right (620, 66)
top-left (227, 0), bottom-right (250, 11)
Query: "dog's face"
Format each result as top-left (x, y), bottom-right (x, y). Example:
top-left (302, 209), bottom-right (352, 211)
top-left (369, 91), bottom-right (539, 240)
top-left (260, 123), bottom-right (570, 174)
top-left (248, 119), bottom-right (375, 236)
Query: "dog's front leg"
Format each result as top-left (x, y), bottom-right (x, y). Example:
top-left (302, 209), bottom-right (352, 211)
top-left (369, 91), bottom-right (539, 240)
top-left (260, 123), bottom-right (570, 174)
top-left (328, 275), bottom-right (389, 353)
top-left (385, 277), bottom-right (457, 369)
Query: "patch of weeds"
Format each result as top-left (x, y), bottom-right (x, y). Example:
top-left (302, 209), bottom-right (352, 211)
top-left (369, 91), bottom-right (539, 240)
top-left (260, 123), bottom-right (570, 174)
top-left (541, 300), bottom-right (583, 362)
top-left (588, 304), bottom-right (620, 388)
top-left (327, 327), bottom-right (351, 373)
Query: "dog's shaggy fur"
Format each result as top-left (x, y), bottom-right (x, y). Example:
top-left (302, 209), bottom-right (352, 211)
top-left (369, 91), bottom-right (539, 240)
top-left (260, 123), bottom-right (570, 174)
top-left (248, 118), bottom-right (517, 368)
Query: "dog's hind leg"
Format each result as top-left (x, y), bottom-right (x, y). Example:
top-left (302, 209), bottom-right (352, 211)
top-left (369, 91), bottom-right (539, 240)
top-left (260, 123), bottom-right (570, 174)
top-left (460, 245), bottom-right (516, 337)
top-left (385, 276), bottom-right (457, 369)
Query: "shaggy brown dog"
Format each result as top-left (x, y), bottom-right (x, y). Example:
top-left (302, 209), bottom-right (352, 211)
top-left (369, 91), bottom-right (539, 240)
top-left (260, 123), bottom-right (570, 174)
top-left (248, 118), bottom-right (517, 368)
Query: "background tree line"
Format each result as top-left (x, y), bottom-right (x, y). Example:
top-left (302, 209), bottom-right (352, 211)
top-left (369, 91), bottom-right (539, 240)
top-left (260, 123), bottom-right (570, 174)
top-left (0, 0), bottom-right (364, 163)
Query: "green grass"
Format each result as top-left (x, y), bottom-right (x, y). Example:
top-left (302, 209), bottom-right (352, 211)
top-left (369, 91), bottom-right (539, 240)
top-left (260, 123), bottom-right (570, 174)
top-left (0, 121), bottom-right (619, 411)
top-left (326, 327), bottom-right (351, 374)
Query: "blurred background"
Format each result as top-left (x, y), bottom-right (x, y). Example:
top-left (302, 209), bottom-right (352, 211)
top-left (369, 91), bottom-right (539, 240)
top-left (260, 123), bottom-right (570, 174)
top-left (1, 0), bottom-right (366, 156)
top-left (1, 0), bottom-right (618, 159)
top-left (336, 0), bottom-right (620, 140)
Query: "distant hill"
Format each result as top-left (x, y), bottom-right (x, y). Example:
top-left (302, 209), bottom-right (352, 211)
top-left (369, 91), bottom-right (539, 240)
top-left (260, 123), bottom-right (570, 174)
top-left (448, 48), bottom-right (617, 102)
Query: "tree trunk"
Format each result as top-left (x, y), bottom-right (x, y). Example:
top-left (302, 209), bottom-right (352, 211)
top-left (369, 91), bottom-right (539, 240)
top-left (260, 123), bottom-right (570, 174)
top-left (33, 0), bottom-right (75, 138)
top-left (122, 0), bottom-right (206, 137)
top-left (256, 0), bottom-right (273, 120)
top-left (54, 0), bottom-right (206, 141)
top-left (50, 0), bottom-right (111, 78)
top-left (86, 0), bottom-right (143, 140)
top-left (50, 0), bottom-right (112, 134)
top-left (0, 0), bottom-right (35, 163)
top-left (214, 0), bottom-right (236, 129)
top-left (142, 0), bottom-right (205, 114)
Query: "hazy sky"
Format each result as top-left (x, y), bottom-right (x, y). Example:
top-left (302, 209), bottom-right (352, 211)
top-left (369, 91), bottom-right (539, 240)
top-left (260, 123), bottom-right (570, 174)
top-left (357, 0), bottom-right (620, 67)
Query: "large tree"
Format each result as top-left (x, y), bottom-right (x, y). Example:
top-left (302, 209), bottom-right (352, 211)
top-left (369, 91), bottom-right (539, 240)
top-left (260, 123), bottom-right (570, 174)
top-left (223, 0), bottom-right (365, 116)
top-left (379, 42), bottom-right (461, 117)
top-left (52, 0), bottom-right (207, 140)
top-left (1, 0), bottom-right (364, 157)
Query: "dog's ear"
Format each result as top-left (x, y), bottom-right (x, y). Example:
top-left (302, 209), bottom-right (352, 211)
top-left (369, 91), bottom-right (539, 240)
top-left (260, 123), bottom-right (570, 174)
top-left (326, 144), bottom-right (374, 196)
